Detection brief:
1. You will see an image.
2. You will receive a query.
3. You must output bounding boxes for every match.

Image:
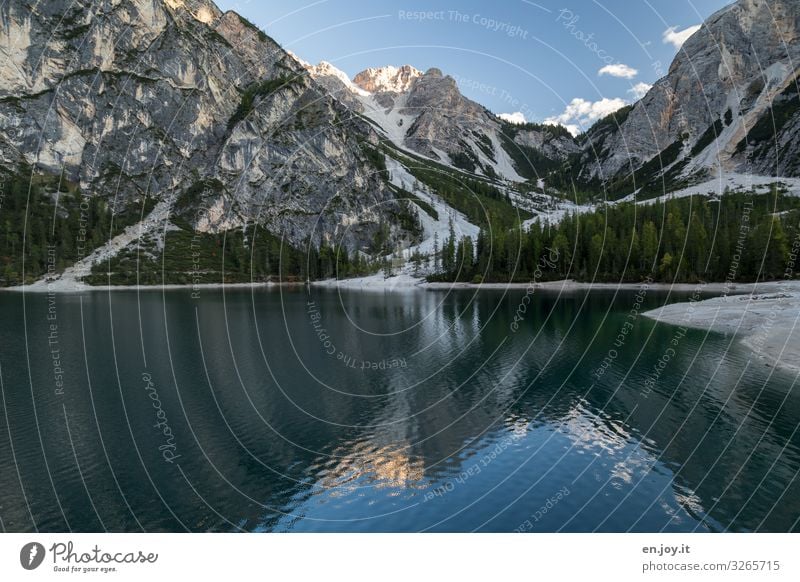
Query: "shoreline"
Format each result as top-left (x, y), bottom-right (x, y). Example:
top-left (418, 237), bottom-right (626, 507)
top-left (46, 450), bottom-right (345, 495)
top-left (0, 280), bottom-right (304, 293)
top-left (643, 286), bottom-right (800, 374)
top-left (420, 280), bottom-right (800, 294)
top-left (4, 276), bottom-right (800, 294)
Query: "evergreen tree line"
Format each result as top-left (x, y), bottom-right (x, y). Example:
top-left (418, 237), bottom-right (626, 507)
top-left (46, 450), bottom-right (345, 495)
top-left (88, 228), bottom-right (379, 286)
top-left (1, 168), bottom-right (378, 287)
top-left (7, 165), bottom-right (800, 288)
top-left (0, 169), bottom-right (149, 286)
top-left (429, 191), bottom-right (800, 283)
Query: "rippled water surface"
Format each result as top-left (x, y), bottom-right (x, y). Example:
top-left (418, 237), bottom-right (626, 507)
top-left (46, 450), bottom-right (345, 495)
top-left (1, 287), bottom-right (798, 532)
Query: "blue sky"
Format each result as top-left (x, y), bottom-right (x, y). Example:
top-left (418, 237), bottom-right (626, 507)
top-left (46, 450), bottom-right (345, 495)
top-left (214, 0), bottom-right (731, 133)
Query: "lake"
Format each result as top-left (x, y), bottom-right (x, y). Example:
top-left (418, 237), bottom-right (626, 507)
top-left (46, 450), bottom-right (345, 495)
top-left (0, 286), bottom-right (798, 532)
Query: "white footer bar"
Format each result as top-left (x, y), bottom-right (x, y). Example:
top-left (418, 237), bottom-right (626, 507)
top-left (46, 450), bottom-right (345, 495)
top-left (0, 533), bottom-right (795, 581)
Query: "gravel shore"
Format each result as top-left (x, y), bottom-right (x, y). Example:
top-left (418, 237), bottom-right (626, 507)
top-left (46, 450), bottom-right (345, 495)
top-left (643, 283), bottom-right (800, 374)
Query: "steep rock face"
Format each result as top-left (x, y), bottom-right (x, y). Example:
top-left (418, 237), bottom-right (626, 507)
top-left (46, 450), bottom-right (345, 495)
top-left (512, 127), bottom-right (580, 161)
top-left (738, 72), bottom-right (800, 176)
top-left (580, 0), bottom-right (800, 183)
top-left (401, 68), bottom-right (492, 160)
top-left (300, 0), bottom-right (800, 193)
top-left (215, 78), bottom-right (391, 247)
top-left (0, 0), bottom-right (405, 251)
top-left (398, 69), bottom-right (580, 180)
top-left (1, 0), bottom-right (239, 188)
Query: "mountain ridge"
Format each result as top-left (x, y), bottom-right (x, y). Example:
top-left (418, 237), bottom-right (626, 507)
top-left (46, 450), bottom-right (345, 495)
top-left (1, 0), bottom-right (799, 288)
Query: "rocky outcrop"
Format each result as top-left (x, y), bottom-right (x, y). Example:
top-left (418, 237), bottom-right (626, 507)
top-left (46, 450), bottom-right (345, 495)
top-left (298, 59), bottom-right (366, 113)
top-left (512, 127), bottom-right (580, 161)
top-left (4, 0), bottom-right (795, 280)
top-left (400, 68), bottom-right (491, 160)
top-left (301, 0), bottom-right (800, 196)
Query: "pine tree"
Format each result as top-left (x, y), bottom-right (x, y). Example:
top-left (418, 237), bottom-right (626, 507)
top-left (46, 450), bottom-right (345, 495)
top-left (641, 220), bottom-right (659, 274)
top-left (660, 252), bottom-right (674, 279)
top-left (433, 231), bottom-right (440, 272)
top-left (628, 227), bottom-right (641, 279)
top-left (442, 219), bottom-right (456, 273)
top-left (686, 212), bottom-right (708, 279)
top-left (589, 233), bottom-right (604, 277)
top-left (551, 233), bottom-right (569, 275)
top-left (751, 217), bottom-right (789, 279)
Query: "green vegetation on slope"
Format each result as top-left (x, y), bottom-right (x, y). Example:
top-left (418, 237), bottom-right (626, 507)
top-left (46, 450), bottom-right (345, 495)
top-left (691, 119), bottom-right (724, 157)
top-left (431, 190), bottom-right (800, 284)
top-left (0, 167), bottom-right (155, 286)
top-left (381, 144), bottom-right (531, 231)
top-left (388, 184), bottom-right (438, 221)
top-left (497, 131), bottom-right (565, 181)
top-left (580, 105), bottom-right (634, 143)
top-left (86, 224), bottom-right (377, 286)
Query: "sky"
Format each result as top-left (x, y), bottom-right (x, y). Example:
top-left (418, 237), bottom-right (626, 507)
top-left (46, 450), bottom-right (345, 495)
top-left (214, 0), bottom-right (732, 134)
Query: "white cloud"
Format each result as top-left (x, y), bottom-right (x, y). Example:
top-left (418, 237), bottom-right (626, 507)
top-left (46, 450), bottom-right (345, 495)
top-left (628, 82), bottom-right (652, 100)
top-left (559, 124), bottom-right (581, 137)
top-left (598, 63), bottom-right (638, 79)
top-left (662, 25), bottom-right (701, 50)
top-left (498, 112), bottom-right (527, 125)
top-left (545, 97), bottom-right (628, 136)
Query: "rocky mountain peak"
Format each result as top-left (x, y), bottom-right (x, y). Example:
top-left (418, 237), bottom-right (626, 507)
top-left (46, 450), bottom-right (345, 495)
top-left (404, 68), bottom-right (463, 113)
top-left (163, 0), bottom-right (222, 25)
top-left (352, 65), bottom-right (422, 94)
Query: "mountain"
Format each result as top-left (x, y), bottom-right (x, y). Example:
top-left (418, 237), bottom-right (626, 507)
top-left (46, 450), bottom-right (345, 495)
top-left (578, 0), bottom-right (800, 194)
top-left (0, 0), bottom-right (414, 260)
top-left (304, 59), bottom-right (576, 183)
top-left (303, 0), bottom-right (800, 201)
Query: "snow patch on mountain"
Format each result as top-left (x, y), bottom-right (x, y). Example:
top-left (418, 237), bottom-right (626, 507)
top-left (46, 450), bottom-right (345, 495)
top-left (303, 58), bottom-right (528, 183)
top-left (634, 173), bottom-right (800, 205)
top-left (524, 170), bottom-right (800, 231)
top-left (482, 132), bottom-right (527, 182)
top-left (522, 199), bottom-right (598, 230)
top-left (357, 91), bottom-right (418, 147)
top-left (22, 197), bottom-right (175, 291)
top-left (385, 156), bottom-right (480, 265)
